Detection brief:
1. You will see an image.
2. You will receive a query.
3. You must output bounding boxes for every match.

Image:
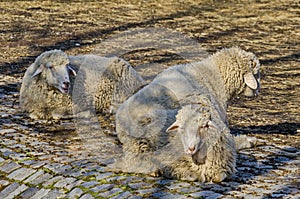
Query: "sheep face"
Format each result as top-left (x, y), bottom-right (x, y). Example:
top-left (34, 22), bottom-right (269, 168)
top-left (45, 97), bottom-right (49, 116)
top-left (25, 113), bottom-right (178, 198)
top-left (166, 105), bottom-right (217, 165)
top-left (243, 53), bottom-right (261, 98)
top-left (31, 50), bottom-right (76, 94)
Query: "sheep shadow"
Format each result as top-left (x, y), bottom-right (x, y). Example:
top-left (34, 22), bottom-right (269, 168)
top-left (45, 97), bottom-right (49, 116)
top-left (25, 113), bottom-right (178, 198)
top-left (231, 122), bottom-right (300, 136)
top-left (228, 122), bottom-right (300, 197)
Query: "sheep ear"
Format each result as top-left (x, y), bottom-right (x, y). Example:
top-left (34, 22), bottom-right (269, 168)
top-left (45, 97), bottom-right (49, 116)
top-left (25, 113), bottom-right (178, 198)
top-left (68, 65), bottom-right (77, 76)
top-left (31, 65), bottom-right (44, 78)
top-left (166, 121), bottom-right (179, 132)
top-left (207, 120), bottom-right (217, 129)
top-left (244, 73), bottom-right (257, 90)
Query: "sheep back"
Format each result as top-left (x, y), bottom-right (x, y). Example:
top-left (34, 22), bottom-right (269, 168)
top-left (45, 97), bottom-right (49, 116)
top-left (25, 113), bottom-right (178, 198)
top-left (69, 55), bottom-right (146, 114)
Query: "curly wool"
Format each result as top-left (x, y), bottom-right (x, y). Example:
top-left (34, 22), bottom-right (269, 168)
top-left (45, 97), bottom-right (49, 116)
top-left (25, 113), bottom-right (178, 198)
top-left (69, 55), bottom-right (146, 114)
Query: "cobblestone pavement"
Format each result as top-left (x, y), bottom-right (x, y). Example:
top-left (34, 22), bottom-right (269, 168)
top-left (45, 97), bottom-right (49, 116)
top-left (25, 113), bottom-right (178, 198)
top-left (1, 0), bottom-right (300, 198)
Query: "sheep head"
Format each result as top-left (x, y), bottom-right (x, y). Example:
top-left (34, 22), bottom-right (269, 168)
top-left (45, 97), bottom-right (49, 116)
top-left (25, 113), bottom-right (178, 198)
top-left (31, 50), bottom-right (76, 94)
top-left (166, 104), bottom-right (219, 165)
top-left (214, 47), bottom-right (261, 99)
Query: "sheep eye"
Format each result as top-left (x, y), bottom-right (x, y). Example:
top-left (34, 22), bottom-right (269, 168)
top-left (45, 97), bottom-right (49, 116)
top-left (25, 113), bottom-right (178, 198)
top-left (200, 123), bottom-right (209, 129)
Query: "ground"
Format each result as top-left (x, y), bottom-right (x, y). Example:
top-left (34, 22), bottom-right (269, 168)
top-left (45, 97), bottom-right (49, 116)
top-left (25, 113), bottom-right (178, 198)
top-left (0, 0), bottom-right (299, 198)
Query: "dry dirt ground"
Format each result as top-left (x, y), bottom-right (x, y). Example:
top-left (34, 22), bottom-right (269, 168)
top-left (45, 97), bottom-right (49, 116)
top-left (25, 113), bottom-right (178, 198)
top-left (0, 0), bottom-right (299, 198)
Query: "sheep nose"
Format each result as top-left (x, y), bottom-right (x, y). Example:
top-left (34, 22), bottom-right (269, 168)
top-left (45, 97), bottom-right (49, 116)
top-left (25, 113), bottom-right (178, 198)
top-left (187, 146), bottom-right (196, 154)
top-left (62, 81), bottom-right (70, 89)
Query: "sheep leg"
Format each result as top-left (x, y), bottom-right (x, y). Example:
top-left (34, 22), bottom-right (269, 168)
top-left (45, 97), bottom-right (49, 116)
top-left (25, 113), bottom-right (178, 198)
top-left (162, 157), bottom-right (200, 182)
top-left (234, 134), bottom-right (258, 151)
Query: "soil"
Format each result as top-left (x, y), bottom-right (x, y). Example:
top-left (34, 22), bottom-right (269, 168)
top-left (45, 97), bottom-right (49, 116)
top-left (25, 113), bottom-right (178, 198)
top-left (0, 1), bottom-right (299, 147)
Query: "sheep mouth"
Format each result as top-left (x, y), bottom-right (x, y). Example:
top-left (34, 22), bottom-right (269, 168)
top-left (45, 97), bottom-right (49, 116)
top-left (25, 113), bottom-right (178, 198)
top-left (59, 86), bottom-right (69, 94)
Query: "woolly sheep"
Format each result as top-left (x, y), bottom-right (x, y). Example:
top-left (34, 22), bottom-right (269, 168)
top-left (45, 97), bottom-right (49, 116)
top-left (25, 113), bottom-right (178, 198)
top-left (163, 100), bottom-right (236, 182)
top-left (163, 100), bottom-right (256, 182)
top-left (19, 50), bottom-right (76, 119)
top-left (109, 47), bottom-right (260, 181)
top-left (19, 50), bottom-right (146, 119)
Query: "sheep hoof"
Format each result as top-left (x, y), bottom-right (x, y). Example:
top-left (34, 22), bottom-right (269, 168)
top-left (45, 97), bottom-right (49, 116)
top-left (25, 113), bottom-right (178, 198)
top-left (235, 135), bottom-right (257, 150)
top-left (213, 172), bottom-right (227, 182)
top-left (149, 169), bottom-right (162, 177)
top-left (181, 171), bottom-right (198, 182)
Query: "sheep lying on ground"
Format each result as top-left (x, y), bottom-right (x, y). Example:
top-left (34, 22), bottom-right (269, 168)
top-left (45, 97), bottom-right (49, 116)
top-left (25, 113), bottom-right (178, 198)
top-left (19, 50), bottom-right (76, 119)
top-left (19, 50), bottom-right (145, 119)
top-left (109, 47), bottom-right (260, 182)
top-left (162, 100), bottom-right (236, 182)
top-left (110, 94), bottom-right (237, 182)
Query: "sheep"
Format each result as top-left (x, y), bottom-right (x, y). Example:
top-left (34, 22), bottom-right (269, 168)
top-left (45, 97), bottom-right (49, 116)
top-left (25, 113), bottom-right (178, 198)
top-left (162, 100), bottom-right (236, 182)
top-left (19, 50), bottom-right (76, 120)
top-left (109, 94), bottom-right (237, 182)
top-left (109, 47), bottom-right (260, 181)
top-left (19, 50), bottom-right (146, 120)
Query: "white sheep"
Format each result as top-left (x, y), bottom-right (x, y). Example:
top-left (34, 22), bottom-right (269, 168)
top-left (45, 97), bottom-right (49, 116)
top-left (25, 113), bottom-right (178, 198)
top-left (162, 101), bottom-right (236, 182)
top-left (19, 50), bottom-right (76, 119)
top-left (19, 50), bottom-right (146, 120)
top-left (110, 47), bottom-right (260, 181)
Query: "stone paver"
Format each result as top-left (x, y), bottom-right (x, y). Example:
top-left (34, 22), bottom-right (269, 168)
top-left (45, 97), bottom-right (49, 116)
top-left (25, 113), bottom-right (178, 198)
top-left (30, 172), bottom-right (53, 185)
top-left (19, 187), bottom-right (40, 199)
top-left (90, 183), bottom-right (115, 193)
top-left (31, 188), bottom-right (51, 198)
top-left (95, 172), bottom-right (114, 180)
top-left (42, 188), bottom-right (66, 199)
top-left (66, 187), bottom-right (84, 198)
top-left (0, 160), bottom-right (20, 173)
top-left (110, 191), bottom-right (131, 199)
top-left (65, 179), bottom-right (84, 191)
top-left (189, 190), bottom-right (223, 199)
top-left (151, 191), bottom-right (188, 199)
top-left (23, 169), bottom-right (44, 183)
top-left (42, 175), bottom-right (64, 187)
top-left (0, 180), bottom-right (10, 187)
top-left (0, 182), bottom-right (20, 199)
top-left (80, 181), bottom-right (99, 188)
top-left (5, 184), bottom-right (28, 199)
top-left (7, 167), bottom-right (36, 181)
top-left (136, 188), bottom-right (160, 195)
top-left (98, 187), bottom-right (123, 198)
top-left (53, 177), bottom-right (77, 189)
